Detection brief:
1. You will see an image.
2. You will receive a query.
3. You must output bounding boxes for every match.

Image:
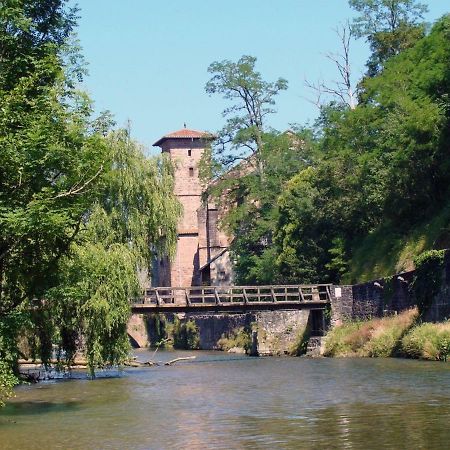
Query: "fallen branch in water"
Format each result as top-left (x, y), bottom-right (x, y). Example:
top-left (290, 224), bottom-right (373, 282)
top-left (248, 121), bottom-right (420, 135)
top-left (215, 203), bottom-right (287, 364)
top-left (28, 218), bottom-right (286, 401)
top-left (164, 356), bottom-right (196, 366)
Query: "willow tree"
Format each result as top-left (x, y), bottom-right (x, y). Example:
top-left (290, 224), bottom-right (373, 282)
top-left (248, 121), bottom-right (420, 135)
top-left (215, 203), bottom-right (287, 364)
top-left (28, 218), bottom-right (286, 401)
top-left (0, 0), bottom-right (180, 400)
top-left (43, 131), bottom-right (181, 373)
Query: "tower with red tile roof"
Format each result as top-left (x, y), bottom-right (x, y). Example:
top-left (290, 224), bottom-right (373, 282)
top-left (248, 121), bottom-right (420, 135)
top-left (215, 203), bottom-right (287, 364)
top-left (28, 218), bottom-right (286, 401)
top-left (153, 127), bottom-right (214, 287)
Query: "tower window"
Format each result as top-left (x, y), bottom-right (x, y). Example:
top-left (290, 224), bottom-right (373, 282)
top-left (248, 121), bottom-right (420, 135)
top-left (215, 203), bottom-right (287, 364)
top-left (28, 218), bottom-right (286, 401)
top-left (189, 167), bottom-right (194, 177)
top-left (188, 149), bottom-right (192, 156)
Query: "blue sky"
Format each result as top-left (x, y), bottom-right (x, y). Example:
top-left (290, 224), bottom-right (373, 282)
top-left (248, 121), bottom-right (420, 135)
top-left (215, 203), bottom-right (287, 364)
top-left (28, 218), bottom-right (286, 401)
top-left (73, 1), bottom-right (449, 153)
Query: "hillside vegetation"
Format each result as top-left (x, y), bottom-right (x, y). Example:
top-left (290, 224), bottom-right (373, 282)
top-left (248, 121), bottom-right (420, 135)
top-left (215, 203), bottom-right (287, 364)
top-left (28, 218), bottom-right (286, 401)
top-left (208, 10), bottom-right (450, 286)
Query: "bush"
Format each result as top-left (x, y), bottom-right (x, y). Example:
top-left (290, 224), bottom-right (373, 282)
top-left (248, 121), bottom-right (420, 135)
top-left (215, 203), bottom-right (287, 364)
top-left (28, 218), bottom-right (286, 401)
top-left (401, 321), bottom-right (450, 361)
top-left (172, 319), bottom-right (200, 350)
top-left (365, 309), bottom-right (418, 357)
top-left (0, 361), bottom-right (17, 407)
top-left (323, 322), bottom-right (362, 356)
top-left (146, 313), bottom-right (170, 347)
top-left (217, 327), bottom-right (251, 352)
top-left (411, 250), bottom-right (445, 315)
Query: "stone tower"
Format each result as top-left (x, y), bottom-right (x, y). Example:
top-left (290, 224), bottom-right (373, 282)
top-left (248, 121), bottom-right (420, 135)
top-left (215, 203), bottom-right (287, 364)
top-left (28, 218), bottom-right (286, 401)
top-left (153, 128), bottom-right (212, 287)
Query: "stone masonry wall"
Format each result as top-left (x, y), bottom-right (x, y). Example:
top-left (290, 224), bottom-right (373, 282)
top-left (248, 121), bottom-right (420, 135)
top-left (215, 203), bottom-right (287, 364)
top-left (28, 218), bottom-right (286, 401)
top-left (252, 310), bottom-right (310, 356)
top-left (133, 310), bottom-right (311, 355)
top-left (332, 249), bottom-right (450, 322)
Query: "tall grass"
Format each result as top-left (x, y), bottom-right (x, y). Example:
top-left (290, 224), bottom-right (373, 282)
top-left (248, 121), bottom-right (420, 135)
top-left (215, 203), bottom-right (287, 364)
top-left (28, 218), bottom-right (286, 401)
top-left (401, 322), bottom-right (450, 361)
top-left (324, 309), bottom-right (418, 357)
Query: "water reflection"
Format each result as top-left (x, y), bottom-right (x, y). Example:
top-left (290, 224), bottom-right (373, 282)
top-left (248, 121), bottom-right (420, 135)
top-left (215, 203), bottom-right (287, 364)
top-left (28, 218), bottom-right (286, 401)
top-left (1, 352), bottom-right (449, 449)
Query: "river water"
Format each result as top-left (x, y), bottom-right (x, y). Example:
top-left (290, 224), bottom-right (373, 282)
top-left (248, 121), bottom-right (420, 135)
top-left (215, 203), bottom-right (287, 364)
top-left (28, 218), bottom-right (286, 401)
top-left (1, 350), bottom-right (450, 449)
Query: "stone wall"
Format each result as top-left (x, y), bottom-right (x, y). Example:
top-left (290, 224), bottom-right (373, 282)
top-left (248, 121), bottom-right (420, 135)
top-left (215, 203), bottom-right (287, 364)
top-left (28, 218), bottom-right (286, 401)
top-left (134, 310), bottom-right (311, 355)
top-left (252, 310), bottom-right (310, 356)
top-left (127, 314), bottom-right (149, 348)
top-left (186, 313), bottom-right (250, 350)
top-left (332, 249), bottom-right (450, 322)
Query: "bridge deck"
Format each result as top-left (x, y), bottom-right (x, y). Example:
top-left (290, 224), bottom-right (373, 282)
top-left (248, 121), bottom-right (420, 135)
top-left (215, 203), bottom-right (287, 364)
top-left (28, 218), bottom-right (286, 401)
top-left (131, 284), bottom-right (332, 313)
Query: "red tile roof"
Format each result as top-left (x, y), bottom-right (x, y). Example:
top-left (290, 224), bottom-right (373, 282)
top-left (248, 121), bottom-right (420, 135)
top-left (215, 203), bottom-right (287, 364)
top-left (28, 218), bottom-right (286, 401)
top-left (153, 128), bottom-right (214, 146)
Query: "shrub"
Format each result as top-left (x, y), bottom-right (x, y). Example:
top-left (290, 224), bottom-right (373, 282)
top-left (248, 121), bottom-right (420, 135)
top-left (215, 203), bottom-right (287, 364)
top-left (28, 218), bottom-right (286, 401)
top-left (365, 309), bottom-right (418, 357)
top-left (323, 322), bottom-right (362, 356)
top-left (0, 361), bottom-right (17, 407)
top-left (172, 318), bottom-right (200, 350)
top-left (402, 321), bottom-right (450, 361)
top-left (217, 327), bottom-right (251, 352)
top-left (411, 250), bottom-right (445, 315)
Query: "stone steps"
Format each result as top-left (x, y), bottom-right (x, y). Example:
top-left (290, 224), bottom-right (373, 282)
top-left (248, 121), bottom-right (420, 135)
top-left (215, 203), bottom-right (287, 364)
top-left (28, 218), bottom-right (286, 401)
top-left (305, 336), bottom-right (324, 357)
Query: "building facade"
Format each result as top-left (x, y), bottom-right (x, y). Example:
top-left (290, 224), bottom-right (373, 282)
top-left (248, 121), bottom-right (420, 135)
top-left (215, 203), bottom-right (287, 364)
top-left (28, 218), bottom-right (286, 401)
top-left (153, 128), bottom-right (233, 287)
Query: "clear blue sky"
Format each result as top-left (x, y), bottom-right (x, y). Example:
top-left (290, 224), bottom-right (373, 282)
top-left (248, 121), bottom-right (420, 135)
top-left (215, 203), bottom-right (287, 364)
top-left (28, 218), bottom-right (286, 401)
top-left (73, 0), bottom-right (448, 153)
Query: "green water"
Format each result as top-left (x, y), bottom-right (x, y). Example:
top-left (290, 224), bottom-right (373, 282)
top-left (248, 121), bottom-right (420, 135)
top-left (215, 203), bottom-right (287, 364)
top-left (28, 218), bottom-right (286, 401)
top-left (1, 351), bottom-right (450, 449)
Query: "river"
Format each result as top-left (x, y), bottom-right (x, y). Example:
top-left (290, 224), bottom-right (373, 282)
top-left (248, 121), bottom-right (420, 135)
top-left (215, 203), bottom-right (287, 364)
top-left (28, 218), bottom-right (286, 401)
top-left (1, 350), bottom-right (449, 449)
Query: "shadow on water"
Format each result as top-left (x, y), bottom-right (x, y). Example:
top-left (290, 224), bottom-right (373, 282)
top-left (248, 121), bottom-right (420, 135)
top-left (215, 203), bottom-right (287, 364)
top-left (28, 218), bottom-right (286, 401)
top-left (0, 399), bottom-right (82, 417)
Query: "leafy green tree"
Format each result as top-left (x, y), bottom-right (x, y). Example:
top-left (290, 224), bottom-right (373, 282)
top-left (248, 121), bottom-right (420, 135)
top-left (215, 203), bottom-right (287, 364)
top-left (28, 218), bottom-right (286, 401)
top-left (0, 0), bottom-right (181, 399)
top-left (275, 14), bottom-right (450, 283)
top-left (40, 132), bottom-right (180, 373)
top-left (349, 0), bottom-right (428, 75)
top-left (205, 55), bottom-right (288, 176)
top-left (224, 130), bottom-right (317, 284)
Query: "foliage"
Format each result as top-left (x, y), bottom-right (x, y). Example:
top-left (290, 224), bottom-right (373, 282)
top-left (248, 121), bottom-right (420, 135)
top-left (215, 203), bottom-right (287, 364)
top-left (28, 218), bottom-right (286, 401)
top-left (217, 327), bottom-right (252, 352)
top-left (0, 311), bottom-right (25, 406)
top-left (0, 1), bottom-right (181, 385)
top-left (225, 130), bottom-right (317, 284)
top-left (349, 0), bottom-right (428, 75)
top-left (172, 318), bottom-right (200, 350)
top-left (324, 308), bottom-right (418, 357)
top-left (205, 55), bottom-right (287, 173)
top-left (345, 202), bottom-right (450, 282)
top-left (401, 321), bottom-right (450, 361)
top-left (272, 15), bottom-right (450, 285)
top-left (0, 361), bottom-right (17, 407)
top-left (410, 250), bottom-right (445, 316)
top-left (43, 133), bottom-right (180, 374)
top-left (146, 313), bottom-right (170, 348)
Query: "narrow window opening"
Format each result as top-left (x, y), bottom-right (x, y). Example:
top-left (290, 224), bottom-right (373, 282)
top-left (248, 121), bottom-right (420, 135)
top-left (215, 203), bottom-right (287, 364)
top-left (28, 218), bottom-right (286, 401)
top-left (188, 149), bottom-right (192, 156)
top-left (189, 167), bottom-right (194, 177)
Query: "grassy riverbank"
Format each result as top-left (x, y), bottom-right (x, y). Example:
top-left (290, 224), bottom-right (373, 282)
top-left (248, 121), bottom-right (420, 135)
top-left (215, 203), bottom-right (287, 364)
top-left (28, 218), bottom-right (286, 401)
top-left (324, 309), bottom-right (450, 361)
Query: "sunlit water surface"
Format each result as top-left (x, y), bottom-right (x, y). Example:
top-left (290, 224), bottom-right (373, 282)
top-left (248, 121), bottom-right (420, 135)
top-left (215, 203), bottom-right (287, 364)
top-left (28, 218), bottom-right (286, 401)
top-left (1, 350), bottom-right (450, 449)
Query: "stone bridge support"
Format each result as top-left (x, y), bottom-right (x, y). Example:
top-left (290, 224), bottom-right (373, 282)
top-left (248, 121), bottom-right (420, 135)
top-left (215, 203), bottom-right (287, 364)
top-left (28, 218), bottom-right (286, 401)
top-left (127, 314), bottom-right (149, 348)
top-left (128, 309), bottom-right (314, 355)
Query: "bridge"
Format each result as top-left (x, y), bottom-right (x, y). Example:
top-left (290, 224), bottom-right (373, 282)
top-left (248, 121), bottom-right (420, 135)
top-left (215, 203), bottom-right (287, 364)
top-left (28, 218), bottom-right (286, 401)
top-left (131, 284), bottom-right (332, 313)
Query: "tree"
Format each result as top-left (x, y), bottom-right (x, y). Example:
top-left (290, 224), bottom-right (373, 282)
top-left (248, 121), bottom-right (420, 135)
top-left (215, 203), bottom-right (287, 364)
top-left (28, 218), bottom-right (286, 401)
top-left (1, 1), bottom-right (105, 396)
top-left (0, 1), bottom-right (181, 400)
top-left (43, 132), bottom-right (180, 373)
top-left (275, 14), bottom-right (450, 284)
top-left (305, 22), bottom-right (358, 109)
top-left (224, 130), bottom-right (317, 284)
top-left (205, 55), bottom-right (288, 176)
top-left (349, 0), bottom-right (428, 75)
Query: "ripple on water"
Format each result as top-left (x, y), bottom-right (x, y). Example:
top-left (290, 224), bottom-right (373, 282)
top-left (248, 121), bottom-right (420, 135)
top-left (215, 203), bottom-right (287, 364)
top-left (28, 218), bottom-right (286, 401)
top-left (1, 352), bottom-right (450, 449)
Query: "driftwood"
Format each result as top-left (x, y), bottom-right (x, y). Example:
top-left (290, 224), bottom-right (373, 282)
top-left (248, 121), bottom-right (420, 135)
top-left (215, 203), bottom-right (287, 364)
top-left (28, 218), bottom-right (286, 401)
top-left (164, 356), bottom-right (196, 366)
top-left (19, 355), bottom-right (196, 372)
top-left (124, 360), bottom-right (158, 367)
top-left (19, 358), bottom-right (87, 366)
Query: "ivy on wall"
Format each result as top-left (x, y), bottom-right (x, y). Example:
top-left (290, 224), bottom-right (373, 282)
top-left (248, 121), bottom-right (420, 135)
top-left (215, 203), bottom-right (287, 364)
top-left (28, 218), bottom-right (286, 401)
top-left (410, 250), bottom-right (446, 316)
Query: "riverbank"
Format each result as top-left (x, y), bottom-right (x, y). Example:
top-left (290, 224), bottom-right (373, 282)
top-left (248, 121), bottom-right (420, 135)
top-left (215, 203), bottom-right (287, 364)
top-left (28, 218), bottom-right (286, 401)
top-left (323, 308), bottom-right (450, 361)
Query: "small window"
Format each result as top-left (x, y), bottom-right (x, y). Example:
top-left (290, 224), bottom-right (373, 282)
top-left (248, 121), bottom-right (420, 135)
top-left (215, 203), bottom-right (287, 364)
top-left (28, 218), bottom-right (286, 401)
top-left (189, 167), bottom-right (194, 177)
top-left (188, 149), bottom-right (192, 156)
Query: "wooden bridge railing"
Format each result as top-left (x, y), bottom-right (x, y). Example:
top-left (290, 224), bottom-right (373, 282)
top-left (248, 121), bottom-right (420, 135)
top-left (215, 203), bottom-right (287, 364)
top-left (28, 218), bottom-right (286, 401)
top-left (133, 284), bottom-right (332, 308)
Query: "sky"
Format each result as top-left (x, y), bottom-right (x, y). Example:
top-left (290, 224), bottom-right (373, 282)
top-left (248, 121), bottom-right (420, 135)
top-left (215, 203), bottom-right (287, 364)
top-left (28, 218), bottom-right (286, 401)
top-left (73, 0), bottom-right (449, 154)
